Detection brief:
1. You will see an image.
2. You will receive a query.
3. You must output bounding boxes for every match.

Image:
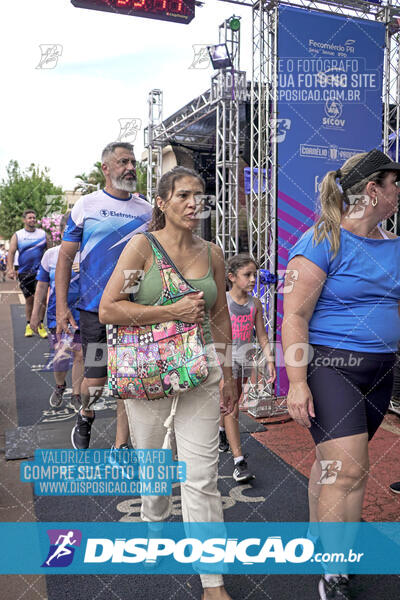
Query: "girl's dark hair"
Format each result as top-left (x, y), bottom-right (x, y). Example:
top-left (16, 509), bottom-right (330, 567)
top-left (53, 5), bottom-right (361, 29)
top-left (149, 166), bottom-right (205, 231)
top-left (226, 254), bottom-right (259, 288)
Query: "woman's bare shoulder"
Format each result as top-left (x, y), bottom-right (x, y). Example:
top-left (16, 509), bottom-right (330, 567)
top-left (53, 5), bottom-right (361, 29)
top-left (206, 240), bottom-right (224, 259)
top-left (123, 233), bottom-right (152, 261)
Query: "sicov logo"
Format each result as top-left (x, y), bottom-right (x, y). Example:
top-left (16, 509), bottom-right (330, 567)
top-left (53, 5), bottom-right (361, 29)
top-left (42, 529), bottom-right (82, 567)
top-left (322, 99), bottom-right (345, 130)
top-left (324, 99), bottom-right (342, 118)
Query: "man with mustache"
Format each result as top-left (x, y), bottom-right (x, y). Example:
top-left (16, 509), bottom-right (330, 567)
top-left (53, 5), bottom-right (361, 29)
top-left (56, 142), bottom-right (152, 449)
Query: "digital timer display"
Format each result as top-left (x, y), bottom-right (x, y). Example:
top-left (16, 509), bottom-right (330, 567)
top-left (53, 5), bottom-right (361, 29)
top-left (71, 0), bottom-right (195, 24)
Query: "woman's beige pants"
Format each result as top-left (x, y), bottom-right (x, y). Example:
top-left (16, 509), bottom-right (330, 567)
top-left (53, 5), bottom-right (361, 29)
top-left (124, 365), bottom-right (224, 588)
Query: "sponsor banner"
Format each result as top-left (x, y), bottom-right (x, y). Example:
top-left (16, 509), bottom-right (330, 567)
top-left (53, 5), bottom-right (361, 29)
top-left (0, 522), bottom-right (399, 574)
top-left (275, 6), bottom-right (384, 394)
top-left (20, 449), bottom-right (186, 496)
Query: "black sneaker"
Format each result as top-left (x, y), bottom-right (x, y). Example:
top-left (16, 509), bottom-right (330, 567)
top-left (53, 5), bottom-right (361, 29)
top-left (389, 481), bottom-right (400, 494)
top-left (219, 430), bottom-right (229, 452)
top-left (318, 575), bottom-right (351, 600)
top-left (233, 458), bottom-right (255, 483)
top-left (49, 382), bottom-right (66, 408)
top-left (71, 411), bottom-right (95, 449)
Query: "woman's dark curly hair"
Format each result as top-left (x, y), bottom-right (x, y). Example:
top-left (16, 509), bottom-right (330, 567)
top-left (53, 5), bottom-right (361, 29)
top-left (149, 166), bottom-right (205, 231)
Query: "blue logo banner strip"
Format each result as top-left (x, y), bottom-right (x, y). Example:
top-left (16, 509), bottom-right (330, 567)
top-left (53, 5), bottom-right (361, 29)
top-left (0, 522), bottom-right (399, 574)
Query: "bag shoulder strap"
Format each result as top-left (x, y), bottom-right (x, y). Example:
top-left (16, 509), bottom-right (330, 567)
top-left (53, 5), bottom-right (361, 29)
top-left (143, 232), bottom-right (196, 293)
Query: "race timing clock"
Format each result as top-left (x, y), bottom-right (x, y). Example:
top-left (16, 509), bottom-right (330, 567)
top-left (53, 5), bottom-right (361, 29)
top-left (71, 0), bottom-right (195, 24)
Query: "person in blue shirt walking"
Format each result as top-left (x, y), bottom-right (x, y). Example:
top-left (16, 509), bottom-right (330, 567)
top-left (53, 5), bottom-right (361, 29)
top-left (7, 209), bottom-right (49, 338)
top-left (55, 142), bottom-right (152, 450)
top-left (0, 246), bottom-right (7, 282)
top-left (282, 149), bottom-right (400, 600)
top-left (31, 212), bottom-right (83, 409)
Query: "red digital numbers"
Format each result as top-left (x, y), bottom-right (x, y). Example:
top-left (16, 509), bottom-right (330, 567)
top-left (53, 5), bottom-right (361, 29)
top-left (158, 0), bottom-right (168, 9)
top-left (71, 0), bottom-right (195, 23)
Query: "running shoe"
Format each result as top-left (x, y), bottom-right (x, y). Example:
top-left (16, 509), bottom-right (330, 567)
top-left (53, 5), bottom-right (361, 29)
top-left (109, 442), bottom-right (130, 460)
top-left (233, 457), bottom-right (255, 483)
top-left (37, 323), bottom-right (48, 339)
top-left (108, 443), bottom-right (131, 478)
top-left (389, 481), bottom-right (400, 494)
top-left (219, 430), bottom-right (229, 452)
top-left (49, 382), bottom-right (66, 408)
top-left (25, 323), bottom-right (34, 337)
top-left (71, 411), bottom-right (95, 450)
top-left (111, 443), bottom-right (130, 451)
top-left (389, 397), bottom-right (400, 416)
top-left (318, 575), bottom-right (351, 600)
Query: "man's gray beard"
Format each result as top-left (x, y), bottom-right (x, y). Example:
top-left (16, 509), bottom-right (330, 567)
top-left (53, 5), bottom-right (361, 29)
top-left (111, 175), bottom-right (137, 193)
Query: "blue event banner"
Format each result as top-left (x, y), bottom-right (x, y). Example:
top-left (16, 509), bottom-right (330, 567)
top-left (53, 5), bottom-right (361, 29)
top-left (0, 522), bottom-right (399, 574)
top-left (274, 6), bottom-right (385, 396)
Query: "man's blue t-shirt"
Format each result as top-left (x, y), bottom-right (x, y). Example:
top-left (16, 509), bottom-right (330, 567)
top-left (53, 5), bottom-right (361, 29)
top-left (288, 227), bottom-right (400, 353)
top-left (37, 245), bottom-right (80, 329)
top-left (16, 228), bottom-right (47, 274)
top-left (62, 189), bottom-right (152, 313)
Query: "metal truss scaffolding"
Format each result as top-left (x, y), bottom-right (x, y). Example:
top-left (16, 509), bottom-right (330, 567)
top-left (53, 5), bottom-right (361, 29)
top-left (214, 18), bottom-right (242, 256)
top-left (383, 3), bottom-right (400, 232)
top-left (144, 89), bottom-right (163, 204)
top-left (144, 17), bottom-right (246, 256)
top-left (246, 1), bottom-right (280, 416)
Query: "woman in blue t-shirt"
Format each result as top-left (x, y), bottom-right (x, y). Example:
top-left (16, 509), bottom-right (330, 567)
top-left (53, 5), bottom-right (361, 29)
top-left (282, 149), bottom-right (400, 600)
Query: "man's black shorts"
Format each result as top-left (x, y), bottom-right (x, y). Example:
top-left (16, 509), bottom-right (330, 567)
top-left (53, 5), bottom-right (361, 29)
top-left (18, 271), bottom-right (37, 298)
top-left (79, 309), bottom-right (107, 379)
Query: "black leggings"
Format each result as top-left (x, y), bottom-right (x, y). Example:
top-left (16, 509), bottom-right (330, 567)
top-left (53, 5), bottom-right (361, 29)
top-left (307, 345), bottom-right (395, 445)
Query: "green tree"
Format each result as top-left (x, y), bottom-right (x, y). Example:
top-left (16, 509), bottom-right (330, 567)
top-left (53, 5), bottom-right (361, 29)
top-left (136, 161), bottom-right (147, 195)
top-left (0, 160), bottom-right (64, 241)
top-left (74, 161), bottom-right (105, 195)
top-left (74, 160), bottom-right (147, 196)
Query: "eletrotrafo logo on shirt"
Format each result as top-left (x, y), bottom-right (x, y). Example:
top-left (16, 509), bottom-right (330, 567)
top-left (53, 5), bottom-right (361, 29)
top-left (99, 209), bottom-right (138, 219)
top-left (42, 529), bottom-right (82, 567)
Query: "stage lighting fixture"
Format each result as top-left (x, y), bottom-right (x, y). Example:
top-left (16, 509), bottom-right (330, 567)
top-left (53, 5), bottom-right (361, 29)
top-left (229, 17), bottom-right (241, 31)
top-left (208, 44), bottom-right (233, 70)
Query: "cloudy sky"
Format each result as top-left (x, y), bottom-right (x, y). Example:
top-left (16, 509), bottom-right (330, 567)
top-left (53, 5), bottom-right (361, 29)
top-left (0, 0), bottom-right (252, 190)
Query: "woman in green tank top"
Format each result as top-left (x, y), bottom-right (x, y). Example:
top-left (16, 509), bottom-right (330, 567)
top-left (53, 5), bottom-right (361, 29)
top-left (100, 167), bottom-right (237, 600)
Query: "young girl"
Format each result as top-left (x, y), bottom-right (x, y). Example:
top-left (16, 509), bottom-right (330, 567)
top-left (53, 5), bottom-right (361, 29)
top-left (220, 254), bottom-right (276, 483)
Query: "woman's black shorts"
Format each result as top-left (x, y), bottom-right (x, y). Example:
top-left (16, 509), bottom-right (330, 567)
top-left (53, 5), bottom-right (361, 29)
top-left (307, 345), bottom-right (395, 445)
